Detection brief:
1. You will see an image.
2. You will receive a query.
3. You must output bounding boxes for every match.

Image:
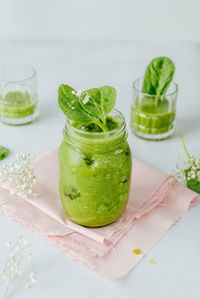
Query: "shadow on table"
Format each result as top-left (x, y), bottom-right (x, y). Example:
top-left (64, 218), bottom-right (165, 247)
top-left (37, 102), bottom-right (60, 123)
top-left (175, 115), bottom-right (200, 137)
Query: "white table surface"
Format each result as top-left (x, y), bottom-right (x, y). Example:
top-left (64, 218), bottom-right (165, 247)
top-left (0, 39), bottom-right (200, 299)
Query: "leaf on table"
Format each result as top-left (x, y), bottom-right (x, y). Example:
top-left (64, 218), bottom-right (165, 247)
top-left (0, 146), bottom-right (9, 160)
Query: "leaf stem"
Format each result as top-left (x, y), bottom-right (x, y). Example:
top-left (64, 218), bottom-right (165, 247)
top-left (155, 95), bottom-right (159, 107)
top-left (180, 135), bottom-right (191, 160)
top-left (97, 120), bottom-right (108, 132)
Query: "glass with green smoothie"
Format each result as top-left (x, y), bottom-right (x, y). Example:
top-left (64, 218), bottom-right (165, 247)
top-left (0, 64), bottom-right (39, 125)
top-left (131, 57), bottom-right (178, 140)
top-left (58, 84), bottom-right (132, 227)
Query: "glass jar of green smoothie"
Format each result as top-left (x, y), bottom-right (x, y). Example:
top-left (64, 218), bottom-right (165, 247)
top-left (59, 109), bottom-right (132, 227)
top-left (131, 78), bottom-right (178, 140)
top-left (0, 64), bottom-right (39, 125)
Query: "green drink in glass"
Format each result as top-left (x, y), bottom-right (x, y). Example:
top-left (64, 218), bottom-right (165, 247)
top-left (0, 65), bottom-right (39, 125)
top-left (131, 57), bottom-right (178, 140)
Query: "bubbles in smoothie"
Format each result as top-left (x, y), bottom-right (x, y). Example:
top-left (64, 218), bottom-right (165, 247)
top-left (64, 187), bottom-right (81, 200)
top-left (82, 155), bottom-right (94, 166)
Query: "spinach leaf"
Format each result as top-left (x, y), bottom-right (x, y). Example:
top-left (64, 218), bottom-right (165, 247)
top-left (99, 86), bottom-right (116, 117)
top-left (0, 146), bottom-right (9, 160)
top-left (58, 84), bottom-right (96, 125)
top-left (79, 88), bottom-right (103, 120)
top-left (142, 57), bottom-right (175, 96)
top-left (80, 86), bottom-right (116, 124)
top-left (58, 84), bottom-right (117, 131)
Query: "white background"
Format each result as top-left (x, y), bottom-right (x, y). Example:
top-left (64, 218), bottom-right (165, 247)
top-left (0, 39), bottom-right (200, 299)
top-left (0, 1), bottom-right (200, 298)
top-left (0, 0), bottom-right (199, 41)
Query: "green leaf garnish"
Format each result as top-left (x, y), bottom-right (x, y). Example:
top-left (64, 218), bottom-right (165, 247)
top-left (79, 88), bottom-right (103, 120)
top-left (58, 84), bottom-right (116, 131)
top-left (0, 146), bottom-right (9, 160)
top-left (99, 86), bottom-right (116, 117)
top-left (142, 57), bottom-right (175, 96)
top-left (58, 85), bottom-right (94, 125)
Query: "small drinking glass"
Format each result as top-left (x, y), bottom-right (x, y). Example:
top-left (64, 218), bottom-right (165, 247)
top-left (131, 78), bottom-right (178, 140)
top-left (0, 64), bottom-right (39, 125)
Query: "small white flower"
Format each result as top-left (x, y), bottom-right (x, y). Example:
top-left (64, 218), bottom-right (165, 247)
top-left (198, 171), bottom-right (200, 181)
top-left (0, 153), bottom-right (38, 200)
top-left (29, 272), bottom-right (37, 283)
top-left (82, 95), bottom-right (90, 104)
top-left (5, 242), bottom-right (11, 247)
top-left (171, 138), bottom-right (200, 186)
top-left (196, 160), bottom-right (200, 168)
top-left (0, 236), bottom-right (37, 297)
top-left (76, 89), bottom-right (83, 97)
top-left (10, 189), bottom-right (16, 195)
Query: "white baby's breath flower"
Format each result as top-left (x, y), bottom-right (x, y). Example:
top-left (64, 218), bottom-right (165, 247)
top-left (76, 89), bottom-right (83, 97)
top-left (5, 242), bottom-right (11, 248)
top-left (198, 171), bottom-right (200, 181)
top-left (196, 159), bottom-right (200, 169)
top-left (82, 95), bottom-right (90, 104)
top-left (170, 136), bottom-right (200, 188)
top-left (0, 236), bottom-right (37, 298)
top-left (71, 89), bottom-right (85, 99)
top-left (0, 153), bottom-right (38, 206)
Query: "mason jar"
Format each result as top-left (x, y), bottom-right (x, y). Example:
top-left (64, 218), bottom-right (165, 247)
top-left (131, 78), bottom-right (178, 140)
top-left (58, 109), bottom-right (132, 227)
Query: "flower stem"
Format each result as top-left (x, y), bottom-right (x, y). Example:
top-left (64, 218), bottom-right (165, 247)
top-left (180, 135), bottom-right (191, 160)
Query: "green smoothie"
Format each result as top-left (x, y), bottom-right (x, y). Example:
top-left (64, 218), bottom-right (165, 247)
top-left (131, 57), bottom-right (178, 139)
top-left (131, 96), bottom-right (175, 135)
top-left (0, 91), bottom-right (37, 118)
top-left (58, 84), bottom-right (132, 227)
top-left (59, 115), bottom-right (132, 227)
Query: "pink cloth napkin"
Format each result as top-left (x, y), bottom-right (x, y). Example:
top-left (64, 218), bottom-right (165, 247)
top-left (0, 147), bottom-right (198, 279)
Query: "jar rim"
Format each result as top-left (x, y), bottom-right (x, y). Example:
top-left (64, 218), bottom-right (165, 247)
top-left (0, 64), bottom-right (37, 83)
top-left (65, 108), bottom-right (126, 138)
top-left (132, 77), bottom-right (178, 98)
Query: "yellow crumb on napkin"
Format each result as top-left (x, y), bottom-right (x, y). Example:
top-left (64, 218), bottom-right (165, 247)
top-left (132, 248), bottom-right (142, 255)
